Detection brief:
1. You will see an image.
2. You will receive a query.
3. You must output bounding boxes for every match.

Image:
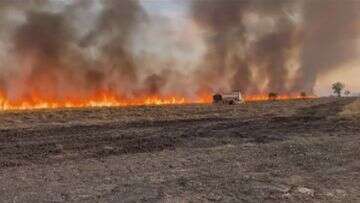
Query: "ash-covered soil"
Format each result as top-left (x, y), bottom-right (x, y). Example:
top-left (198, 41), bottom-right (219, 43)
top-left (0, 97), bottom-right (359, 202)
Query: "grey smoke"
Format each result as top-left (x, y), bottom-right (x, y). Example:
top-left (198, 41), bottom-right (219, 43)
top-left (191, 0), bottom-right (360, 94)
top-left (0, 0), bottom-right (359, 102)
top-left (2, 0), bottom-right (147, 100)
top-left (294, 0), bottom-right (360, 92)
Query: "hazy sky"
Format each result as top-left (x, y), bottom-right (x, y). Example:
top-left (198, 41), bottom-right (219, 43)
top-left (316, 64), bottom-right (360, 96)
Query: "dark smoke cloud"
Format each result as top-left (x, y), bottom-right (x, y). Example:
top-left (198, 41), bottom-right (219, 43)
top-left (253, 17), bottom-right (300, 93)
top-left (1, 0), bottom-right (201, 102)
top-left (13, 11), bottom-right (74, 98)
top-left (0, 0), bottom-right (359, 103)
top-left (294, 0), bottom-right (360, 92)
top-left (83, 0), bottom-right (147, 94)
top-left (1, 0), bottom-right (149, 100)
top-left (192, 1), bottom-right (250, 93)
top-left (191, 0), bottom-right (360, 94)
top-left (14, 11), bottom-right (72, 63)
top-left (192, 0), bottom-right (300, 94)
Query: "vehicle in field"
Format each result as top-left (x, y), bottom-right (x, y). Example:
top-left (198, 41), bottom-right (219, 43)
top-left (213, 91), bottom-right (244, 105)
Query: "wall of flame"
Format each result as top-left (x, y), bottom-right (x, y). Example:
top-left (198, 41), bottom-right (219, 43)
top-left (0, 90), bottom-right (315, 111)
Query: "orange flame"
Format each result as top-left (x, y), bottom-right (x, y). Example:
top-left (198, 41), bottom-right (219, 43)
top-left (0, 90), bottom-right (212, 111)
top-left (244, 94), bottom-right (316, 101)
top-left (0, 89), bottom-right (315, 111)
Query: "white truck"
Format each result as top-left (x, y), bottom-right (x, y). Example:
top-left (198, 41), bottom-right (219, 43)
top-left (213, 91), bottom-right (244, 105)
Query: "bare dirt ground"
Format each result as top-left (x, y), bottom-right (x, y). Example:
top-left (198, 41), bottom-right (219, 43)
top-left (0, 97), bottom-right (359, 202)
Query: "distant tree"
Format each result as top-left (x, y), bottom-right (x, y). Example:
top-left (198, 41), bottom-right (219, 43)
top-left (300, 92), bottom-right (307, 99)
top-left (268, 92), bottom-right (278, 100)
top-left (332, 82), bottom-right (345, 97)
top-left (344, 90), bottom-right (351, 97)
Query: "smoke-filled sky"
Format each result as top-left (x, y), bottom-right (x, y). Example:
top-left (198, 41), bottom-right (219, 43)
top-left (0, 0), bottom-right (359, 102)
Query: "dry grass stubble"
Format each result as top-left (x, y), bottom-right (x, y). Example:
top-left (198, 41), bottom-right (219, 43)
top-left (340, 98), bottom-right (360, 116)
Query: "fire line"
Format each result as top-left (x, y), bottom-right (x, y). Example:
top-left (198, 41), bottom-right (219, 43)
top-left (0, 90), bottom-right (314, 111)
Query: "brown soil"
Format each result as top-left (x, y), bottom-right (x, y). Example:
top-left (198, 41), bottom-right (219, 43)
top-left (0, 97), bottom-right (359, 202)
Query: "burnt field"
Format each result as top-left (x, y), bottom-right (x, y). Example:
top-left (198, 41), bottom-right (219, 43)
top-left (0, 97), bottom-right (359, 202)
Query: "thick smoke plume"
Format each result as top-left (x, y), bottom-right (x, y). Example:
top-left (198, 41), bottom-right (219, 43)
top-left (294, 0), bottom-right (360, 92)
top-left (0, 0), bottom-right (359, 105)
top-left (192, 0), bottom-right (360, 94)
top-left (0, 0), bottom-right (153, 101)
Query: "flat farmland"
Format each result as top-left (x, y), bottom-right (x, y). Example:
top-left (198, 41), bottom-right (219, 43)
top-left (0, 97), bottom-right (359, 202)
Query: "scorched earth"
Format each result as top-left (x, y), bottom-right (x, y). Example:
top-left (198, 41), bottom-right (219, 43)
top-left (0, 97), bottom-right (359, 202)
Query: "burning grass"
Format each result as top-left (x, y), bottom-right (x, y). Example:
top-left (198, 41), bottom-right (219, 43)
top-left (0, 90), bottom-right (316, 111)
top-left (245, 94), bottom-right (316, 102)
top-left (0, 91), bottom-right (212, 111)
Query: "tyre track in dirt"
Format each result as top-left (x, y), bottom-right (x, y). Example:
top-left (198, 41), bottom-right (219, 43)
top-left (0, 98), bottom-right (357, 168)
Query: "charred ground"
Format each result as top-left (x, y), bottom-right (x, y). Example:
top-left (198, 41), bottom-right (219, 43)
top-left (0, 97), bottom-right (359, 202)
